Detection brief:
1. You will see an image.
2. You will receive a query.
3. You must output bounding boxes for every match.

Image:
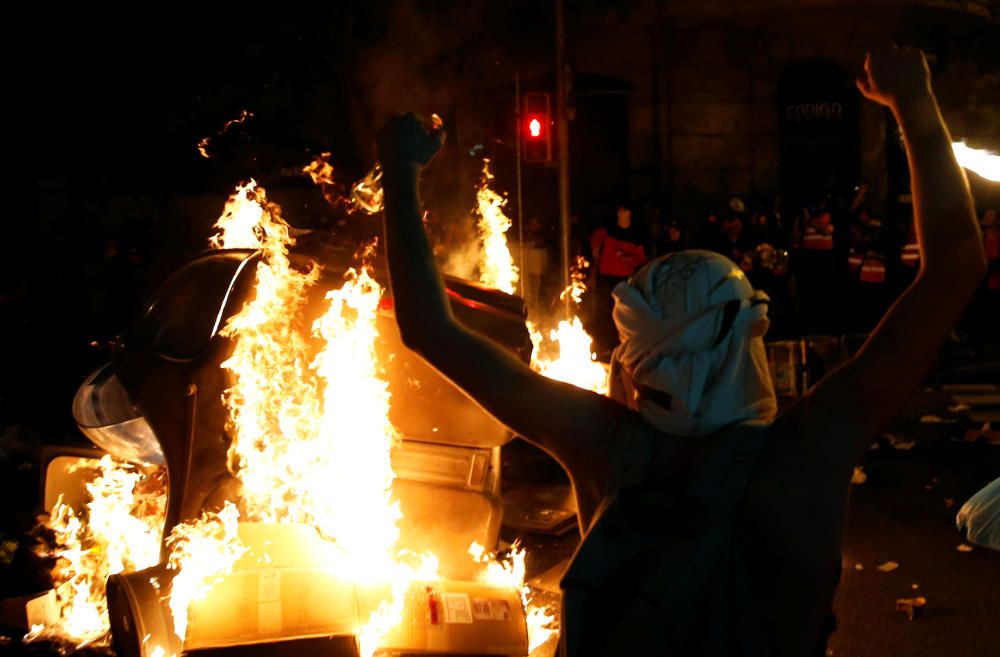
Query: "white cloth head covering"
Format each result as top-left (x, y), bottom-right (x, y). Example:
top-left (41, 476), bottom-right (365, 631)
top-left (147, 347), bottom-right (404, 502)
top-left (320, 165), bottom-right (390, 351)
top-left (610, 250), bottom-right (777, 436)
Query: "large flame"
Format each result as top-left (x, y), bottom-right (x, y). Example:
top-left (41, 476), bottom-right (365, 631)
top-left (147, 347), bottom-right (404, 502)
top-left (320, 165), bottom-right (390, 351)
top-left (952, 141), bottom-right (1000, 182)
top-left (35, 169), bottom-right (554, 655)
top-left (528, 258), bottom-right (609, 395)
top-left (166, 502), bottom-right (245, 641)
top-left (476, 160), bottom-right (519, 294)
top-left (212, 181), bottom-right (323, 523)
top-left (209, 183), bottom-right (429, 654)
top-left (529, 315), bottom-right (609, 396)
top-left (32, 456), bottom-right (165, 646)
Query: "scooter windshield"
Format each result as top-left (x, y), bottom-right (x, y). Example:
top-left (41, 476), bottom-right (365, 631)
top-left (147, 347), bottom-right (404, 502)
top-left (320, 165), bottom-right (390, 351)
top-left (72, 362), bottom-right (164, 467)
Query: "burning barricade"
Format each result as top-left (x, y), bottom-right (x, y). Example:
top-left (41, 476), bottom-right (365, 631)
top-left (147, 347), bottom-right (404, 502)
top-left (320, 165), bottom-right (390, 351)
top-left (25, 179), bottom-right (557, 657)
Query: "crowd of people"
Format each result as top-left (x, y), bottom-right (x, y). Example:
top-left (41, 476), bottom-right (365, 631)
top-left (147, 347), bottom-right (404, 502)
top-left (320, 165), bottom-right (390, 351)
top-left (535, 190), bottom-right (999, 354)
top-left (377, 46), bottom-right (991, 656)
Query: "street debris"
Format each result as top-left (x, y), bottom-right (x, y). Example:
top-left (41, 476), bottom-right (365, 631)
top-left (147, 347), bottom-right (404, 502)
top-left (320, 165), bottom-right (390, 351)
top-left (920, 415), bottom-right (957, 424)
top-left (956, 544), bottom-right (974, 552)
top-left (895, 596), bottom-right (927, 620)
top-left (877, 561), bottom-right (899, 572)
top-left (881, 433), bottom-right (915, 450)
top-left (852, 467), bottom-right (867, 484)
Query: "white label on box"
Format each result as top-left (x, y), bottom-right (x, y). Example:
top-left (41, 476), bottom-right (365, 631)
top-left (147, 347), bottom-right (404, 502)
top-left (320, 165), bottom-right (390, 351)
top-left (471, 598), bottom-right (512, 621)
top-left (441, 592), bottom-right (474, 624)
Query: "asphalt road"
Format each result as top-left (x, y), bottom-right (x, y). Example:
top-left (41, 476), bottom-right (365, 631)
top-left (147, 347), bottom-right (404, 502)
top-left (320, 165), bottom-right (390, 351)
top-left (2, 383), bottom-right (996, 657)
top-left (502, 383), bottom-right (1000, 657)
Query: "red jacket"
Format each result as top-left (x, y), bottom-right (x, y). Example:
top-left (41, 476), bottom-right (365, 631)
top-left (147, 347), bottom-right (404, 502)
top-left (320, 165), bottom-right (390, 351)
top-left (591, 228), bottom-right (647, 278)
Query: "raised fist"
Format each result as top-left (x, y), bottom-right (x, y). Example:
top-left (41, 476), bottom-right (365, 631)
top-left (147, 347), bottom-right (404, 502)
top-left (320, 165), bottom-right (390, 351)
top-left (856, 46), bottom-right (933, 109)
top-left (376, 112), bottom-right (446, 169)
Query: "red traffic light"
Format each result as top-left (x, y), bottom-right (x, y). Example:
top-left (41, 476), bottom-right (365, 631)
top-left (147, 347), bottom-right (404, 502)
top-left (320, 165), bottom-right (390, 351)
top-left (522, 92), bottom-right (552, 162)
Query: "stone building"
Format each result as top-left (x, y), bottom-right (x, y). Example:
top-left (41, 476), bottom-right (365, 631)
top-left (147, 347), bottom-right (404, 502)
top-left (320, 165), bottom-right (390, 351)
top-left (557, 0), bottom-right (999, 225)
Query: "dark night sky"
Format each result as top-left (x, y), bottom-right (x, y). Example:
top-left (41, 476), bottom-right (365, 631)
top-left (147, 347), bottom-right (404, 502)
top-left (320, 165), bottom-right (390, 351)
top-left (13, 1), bottom-right (559, 195)
top-left (17, 6), bottom-right (365, 192)
top-left (4, 1), bottom-right (557, 435)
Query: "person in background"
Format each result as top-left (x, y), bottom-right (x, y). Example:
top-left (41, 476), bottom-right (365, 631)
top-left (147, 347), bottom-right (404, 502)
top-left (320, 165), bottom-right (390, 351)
top-left (767, 193), bottom-right (793, 250)
top-left (655, 219), bottom-right (687, 256)
top-left (695, 211), bottom-right (724, 252)
top-left (517, 215), bottom-right (549, 314)
top-left (795, 197), bottom-right (841, 333)
top-left (590, 201), bottom-right (648, 349)
top-left (375, 46), bottom-right (985, 656)
top-left (846, 206), bottom-right (889, 332)
top-left (747, 212), bottom-right (773, 248)
top-left (720, 214), bottom-right (753, 272)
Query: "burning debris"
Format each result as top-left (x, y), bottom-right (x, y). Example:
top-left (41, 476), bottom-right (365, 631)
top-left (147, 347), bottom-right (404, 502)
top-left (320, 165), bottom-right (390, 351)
top-left (197, 110), bottom-right (254, 159)
top-left (32, 456), bottom-right (165, 646)
top-left (895, 595), bottom-right (927, 621)
top-left (30, 174), bottom-right (552, 656)
top-left (351, 164), bottom-right (385, 215)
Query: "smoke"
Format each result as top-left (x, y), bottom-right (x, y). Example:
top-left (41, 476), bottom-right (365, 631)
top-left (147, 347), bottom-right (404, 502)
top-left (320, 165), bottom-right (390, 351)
top-left (347, 0), bottom-right (480, 149)
top-left (439, 231), bottom-right (482, 281)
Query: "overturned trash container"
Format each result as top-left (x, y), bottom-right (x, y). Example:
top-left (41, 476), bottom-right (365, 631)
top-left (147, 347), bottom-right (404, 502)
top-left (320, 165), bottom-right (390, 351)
top-left (60, 243), bottom-right (535, 657)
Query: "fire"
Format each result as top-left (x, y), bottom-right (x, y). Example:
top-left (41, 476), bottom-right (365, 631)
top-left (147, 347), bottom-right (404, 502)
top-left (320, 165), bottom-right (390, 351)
top-left (35, 167), bottom-right (552, 655)
top-left (311, 266), bottom-right (402, 567)
top-left (476, 159), bottom-right (519, 294)
top-left (529, 316), bottom-right (609, 396)
top-left (952, 141), bottom-right (1000, 182)
top-left (468, 542), bottom-right (557, 656)
top-left (303, 152), bottom-right (337, 186)
top-left (528, 259), bottom-right (609, 395)
top-left (33, 456), bottom-right (165, 646)
top-left (351, 164), bottom-right (385, 215)
top-left (210, 183), bottom-right (428, 654)
top-left (196, 110), bottom-right (253, 159)
top-left (211, 181), bottom-right (322, 523)
top-left (165, 502), bottom-right (245, 641)
top-left (303, 152), bottom-right (352, 209)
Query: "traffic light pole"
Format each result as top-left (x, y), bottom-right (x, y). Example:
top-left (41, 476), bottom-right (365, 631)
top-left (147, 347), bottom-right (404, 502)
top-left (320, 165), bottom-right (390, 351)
top-left (555, 0), bottom-right (571, 317)
top-left (515, 69), bottom-right (526, 305)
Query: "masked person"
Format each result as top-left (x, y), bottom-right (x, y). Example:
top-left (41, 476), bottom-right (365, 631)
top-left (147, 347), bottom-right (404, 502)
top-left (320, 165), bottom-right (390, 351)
top-left (375, 47), bottom-right (985, 657)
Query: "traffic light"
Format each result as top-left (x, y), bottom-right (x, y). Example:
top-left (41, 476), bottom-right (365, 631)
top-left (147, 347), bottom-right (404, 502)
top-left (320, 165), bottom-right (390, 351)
top-left (522, 92), bottom-right (552, 162)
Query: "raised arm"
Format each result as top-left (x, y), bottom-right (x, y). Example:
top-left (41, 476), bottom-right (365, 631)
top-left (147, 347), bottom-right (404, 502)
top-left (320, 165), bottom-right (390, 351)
top-left (376, 114), bottom-right (626, 527)
top-left (790, 48), bottom-right (986, 473)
